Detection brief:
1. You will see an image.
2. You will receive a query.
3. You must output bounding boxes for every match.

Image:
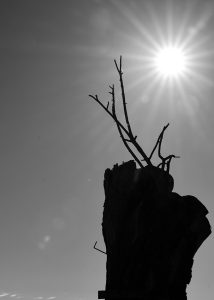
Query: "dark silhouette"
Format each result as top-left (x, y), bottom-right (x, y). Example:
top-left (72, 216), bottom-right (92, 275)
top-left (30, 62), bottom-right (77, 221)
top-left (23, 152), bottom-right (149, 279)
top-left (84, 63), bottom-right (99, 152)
top-left (90, 57), bottom-right (211, 299)
top-left (100, 161), bottom-right (211, 300)
top-left (89, 56), bottom-right (179, 172)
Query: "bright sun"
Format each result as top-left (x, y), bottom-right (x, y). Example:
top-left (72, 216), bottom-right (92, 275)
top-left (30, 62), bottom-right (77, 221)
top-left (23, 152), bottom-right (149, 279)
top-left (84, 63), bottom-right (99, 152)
top-left (104, 1), bottom-right (214, 123)
top-left (154, 46), bottom-right (187, 79)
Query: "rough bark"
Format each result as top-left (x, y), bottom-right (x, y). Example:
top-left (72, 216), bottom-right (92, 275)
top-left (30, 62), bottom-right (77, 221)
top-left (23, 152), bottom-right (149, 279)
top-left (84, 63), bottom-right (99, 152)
top-left (101, 160), bottom-right (211, 300)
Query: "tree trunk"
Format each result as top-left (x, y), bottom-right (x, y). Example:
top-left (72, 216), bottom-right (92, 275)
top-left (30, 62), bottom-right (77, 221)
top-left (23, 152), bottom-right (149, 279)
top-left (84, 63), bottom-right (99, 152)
top-left (101, 160), bottom-right (211, 300)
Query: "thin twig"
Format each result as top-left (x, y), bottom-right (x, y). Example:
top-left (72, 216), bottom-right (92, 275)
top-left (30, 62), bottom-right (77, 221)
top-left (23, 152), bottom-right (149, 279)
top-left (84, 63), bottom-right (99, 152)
top-left (114, 56), bottom-right (134, 138)
top-left (89, 94), bottom-right (130, 136)
top-left (89, 93), bottom-right (151, 166)
top-left (114, 57), bottom-right (152, 166)
top-left (149, 123), bottom-right (179, 172)
top-left (110, 85), bottom-right (143, 168)
top-left (89, 56), bottom-right (179, 171)
top-left (93, 241), bottom-right (106, 255)
top-left (149, 123), bottom-right (169, 160)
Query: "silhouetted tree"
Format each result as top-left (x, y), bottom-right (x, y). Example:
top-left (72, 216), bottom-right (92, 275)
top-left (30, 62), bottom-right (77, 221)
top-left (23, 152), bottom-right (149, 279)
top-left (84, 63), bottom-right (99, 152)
top-left (90, 57), bottom-right (211, 300)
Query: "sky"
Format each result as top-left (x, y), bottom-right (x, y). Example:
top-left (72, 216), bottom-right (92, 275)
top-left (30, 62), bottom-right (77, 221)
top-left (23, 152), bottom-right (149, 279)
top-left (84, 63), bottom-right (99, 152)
top-left (0, 0), bottom-right (214, 299)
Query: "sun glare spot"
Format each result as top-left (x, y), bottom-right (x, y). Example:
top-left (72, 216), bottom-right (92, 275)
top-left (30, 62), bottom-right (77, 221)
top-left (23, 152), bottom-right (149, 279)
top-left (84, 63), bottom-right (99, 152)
top-left (154, 46), bottom-right (187, 78)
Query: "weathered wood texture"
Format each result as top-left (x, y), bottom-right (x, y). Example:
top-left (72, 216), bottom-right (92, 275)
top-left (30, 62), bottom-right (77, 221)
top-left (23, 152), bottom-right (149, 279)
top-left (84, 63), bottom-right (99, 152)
top-left (101, 161), bottom-right (211, 300)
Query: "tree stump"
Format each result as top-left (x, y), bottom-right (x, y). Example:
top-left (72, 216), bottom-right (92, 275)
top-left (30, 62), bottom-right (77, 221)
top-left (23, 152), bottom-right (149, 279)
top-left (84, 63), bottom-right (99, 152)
top-left (100, 160), bottom-right (211, 300)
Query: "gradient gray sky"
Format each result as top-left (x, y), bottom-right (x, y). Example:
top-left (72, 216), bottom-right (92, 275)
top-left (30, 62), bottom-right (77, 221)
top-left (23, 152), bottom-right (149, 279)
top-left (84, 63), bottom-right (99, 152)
top-left (0, 0), bottom-right (214, 299)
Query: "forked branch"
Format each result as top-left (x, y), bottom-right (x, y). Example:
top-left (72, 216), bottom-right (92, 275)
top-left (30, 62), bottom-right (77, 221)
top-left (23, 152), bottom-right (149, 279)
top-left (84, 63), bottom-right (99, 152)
top-left (89, 56), bottom-right (179, 172)
top-left (149, 123), bottom-right (170, 160)
top-left (149, 123), bottom-right (179, 172)
top-left (89, 62), bottom-right (151, 167)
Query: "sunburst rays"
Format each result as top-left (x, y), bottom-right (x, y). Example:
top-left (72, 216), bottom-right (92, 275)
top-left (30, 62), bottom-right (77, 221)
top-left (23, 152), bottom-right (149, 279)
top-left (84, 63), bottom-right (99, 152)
top-left (107, 0), bottom-right (214, 124)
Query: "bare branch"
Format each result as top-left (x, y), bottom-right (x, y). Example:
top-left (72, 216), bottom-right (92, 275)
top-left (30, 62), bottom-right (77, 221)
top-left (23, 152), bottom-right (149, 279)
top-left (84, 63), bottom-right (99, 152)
top-left (93, 241), bottom-right (106, 255)
top-left (157, 124), bottom-right (169, 162)
top-left (149, 123), bottom-right (179, 172)
top-left (149, 123), bottom-right (169, 160)
top-left (89, 56), bottom-right (178, 170)
top-left (110, 85), bottom-right (144, 168)
top-left (89, 94), bottom-right (130, 136)
top-left (114, 56), bottom-right (134, 138)
top-left (114, 57), bottom-right (152, 166)
top-left (89, 92), bottom-right (150, 166)
top-left (165, 155), bottom-right (180, 172)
